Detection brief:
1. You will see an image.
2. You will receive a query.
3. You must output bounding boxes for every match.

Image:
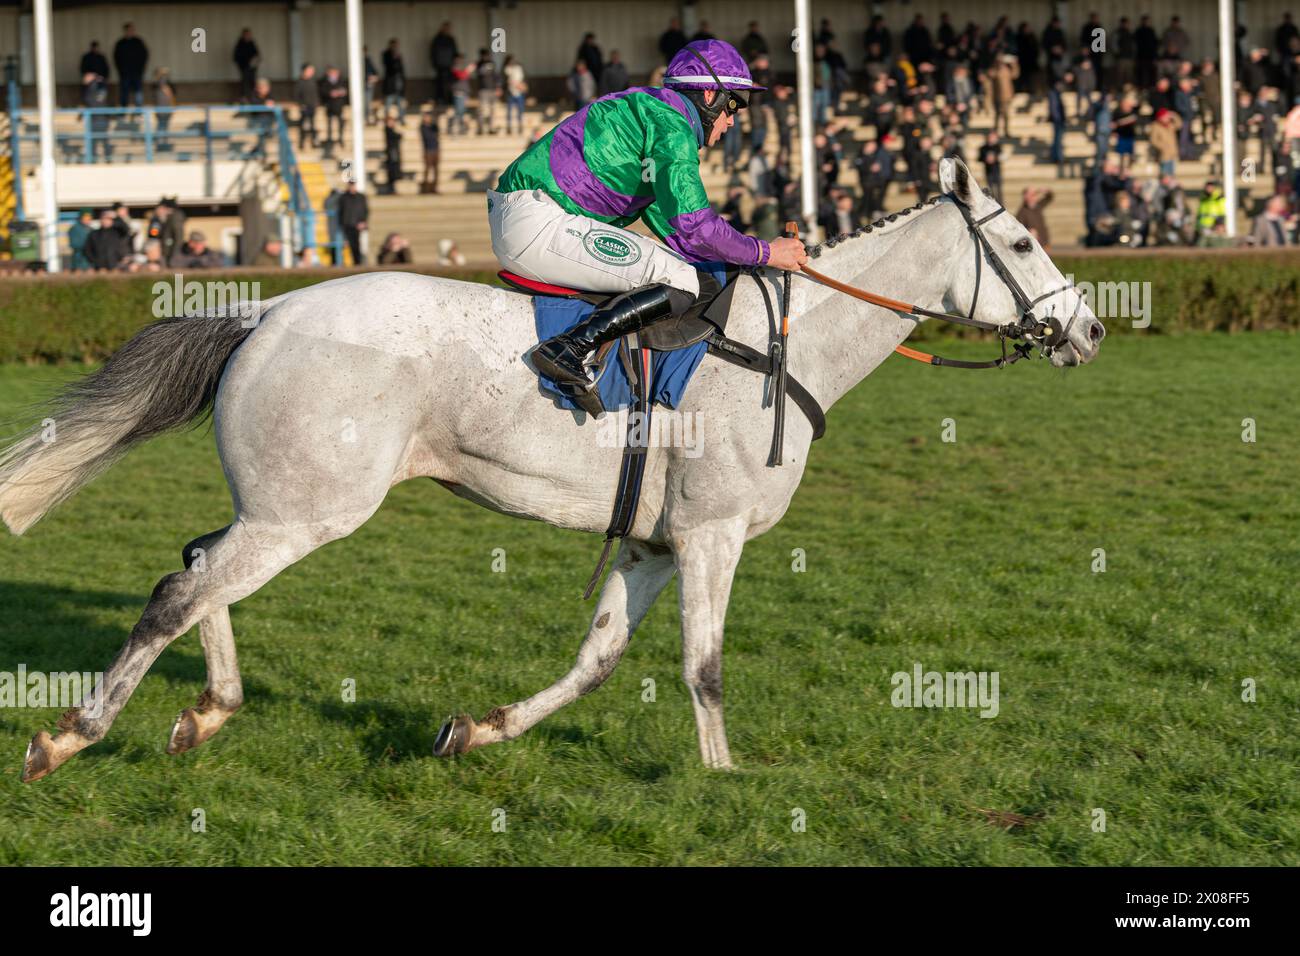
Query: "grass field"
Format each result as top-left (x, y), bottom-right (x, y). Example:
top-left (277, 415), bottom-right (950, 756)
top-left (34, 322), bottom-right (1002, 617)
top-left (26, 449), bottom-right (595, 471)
top-left (0, 332), bottom-right (1296, 865)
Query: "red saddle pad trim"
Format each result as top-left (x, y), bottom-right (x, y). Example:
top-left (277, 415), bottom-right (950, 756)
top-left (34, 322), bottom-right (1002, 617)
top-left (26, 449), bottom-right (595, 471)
top-left (498, 270), bottom-right (586, 298)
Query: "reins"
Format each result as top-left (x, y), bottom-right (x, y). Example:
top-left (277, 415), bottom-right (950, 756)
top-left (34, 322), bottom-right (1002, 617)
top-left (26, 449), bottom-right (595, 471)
top-left (795, 198), bottom-right (1079, 370)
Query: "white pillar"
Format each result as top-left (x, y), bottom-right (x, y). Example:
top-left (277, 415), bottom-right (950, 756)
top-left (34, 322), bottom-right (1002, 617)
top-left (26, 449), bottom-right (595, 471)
top-left (345, 0), bottom-right (369, 260)
top-left (794, 0), bottom-right (818, 242)
top-left (1218, 0), bottom-right (1238, 238)
top-left (33, 0), bottom-right (59, 271)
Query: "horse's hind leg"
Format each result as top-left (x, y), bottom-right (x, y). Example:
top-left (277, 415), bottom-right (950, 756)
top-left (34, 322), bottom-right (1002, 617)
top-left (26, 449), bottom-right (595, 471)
top-left (167, 528), bottom-right (245, 754)
top-left (435, 539), bottom-right (677, 756)
top-left (22, 518), bottom-right (350, 782)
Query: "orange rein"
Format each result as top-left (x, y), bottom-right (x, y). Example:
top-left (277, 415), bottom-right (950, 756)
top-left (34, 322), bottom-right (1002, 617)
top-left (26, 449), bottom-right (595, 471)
top-left (797, 263), bottom-right (941, 365)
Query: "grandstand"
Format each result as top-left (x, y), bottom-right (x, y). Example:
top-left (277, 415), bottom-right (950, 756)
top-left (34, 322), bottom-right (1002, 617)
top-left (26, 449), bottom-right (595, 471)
top-left (1, 1), bottom-right (1297, 268)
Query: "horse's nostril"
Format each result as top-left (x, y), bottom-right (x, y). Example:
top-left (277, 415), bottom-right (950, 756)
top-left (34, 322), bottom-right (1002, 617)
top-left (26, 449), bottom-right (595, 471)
top-left (1089, 321), bottom-right (1103, 343)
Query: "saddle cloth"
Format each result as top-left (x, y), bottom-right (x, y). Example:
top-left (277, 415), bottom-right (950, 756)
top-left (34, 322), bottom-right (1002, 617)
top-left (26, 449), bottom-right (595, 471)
top-left (527, 262), bottom-right (730, 412)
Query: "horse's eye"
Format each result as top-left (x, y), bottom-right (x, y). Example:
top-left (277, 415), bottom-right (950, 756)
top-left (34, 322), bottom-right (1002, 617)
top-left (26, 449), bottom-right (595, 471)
top-left (1013, 238), bottom-right (1033, 254)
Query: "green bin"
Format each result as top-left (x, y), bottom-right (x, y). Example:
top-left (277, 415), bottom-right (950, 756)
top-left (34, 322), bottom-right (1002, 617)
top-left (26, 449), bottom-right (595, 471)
top-left (9, 221), bottom-right (39, 261)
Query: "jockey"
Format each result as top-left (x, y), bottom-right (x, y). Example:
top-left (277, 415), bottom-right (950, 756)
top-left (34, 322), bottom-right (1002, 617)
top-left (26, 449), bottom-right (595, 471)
top-left (488, 39), bottom-right (808, 407)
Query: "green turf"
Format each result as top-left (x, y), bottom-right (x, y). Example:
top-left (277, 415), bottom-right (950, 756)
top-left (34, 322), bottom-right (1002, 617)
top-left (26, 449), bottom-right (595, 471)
top-left (0, 333), bottom-right (1296, 865)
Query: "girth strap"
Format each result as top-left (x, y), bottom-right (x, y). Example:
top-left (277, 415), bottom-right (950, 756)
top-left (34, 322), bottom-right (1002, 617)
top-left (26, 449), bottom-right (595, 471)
top-left (583, 335), bottom-right (653, 600)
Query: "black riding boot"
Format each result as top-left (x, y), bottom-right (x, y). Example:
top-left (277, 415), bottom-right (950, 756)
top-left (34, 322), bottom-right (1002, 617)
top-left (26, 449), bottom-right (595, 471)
top-left (531, 284), bottom-right (677, 414)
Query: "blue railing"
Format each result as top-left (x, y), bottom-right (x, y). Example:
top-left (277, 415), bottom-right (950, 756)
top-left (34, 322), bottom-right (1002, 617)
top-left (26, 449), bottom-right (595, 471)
top-left (10, 101), bottom-right (324, 261)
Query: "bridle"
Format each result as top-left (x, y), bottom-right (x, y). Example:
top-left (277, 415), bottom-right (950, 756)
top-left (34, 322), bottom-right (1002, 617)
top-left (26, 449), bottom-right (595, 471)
top-left (799, 195), bottom-right (1083, 369)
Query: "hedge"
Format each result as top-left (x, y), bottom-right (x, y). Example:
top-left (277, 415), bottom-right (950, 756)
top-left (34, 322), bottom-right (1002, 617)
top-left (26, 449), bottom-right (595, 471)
top-left (1, 252), bottom-right (1297, 364)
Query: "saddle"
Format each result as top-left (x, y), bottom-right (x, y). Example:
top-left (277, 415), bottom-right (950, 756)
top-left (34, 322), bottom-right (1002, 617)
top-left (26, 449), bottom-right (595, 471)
top-left (499, 267), bottom-right (826, 599)
top-left (498, 266), bottom-right (736, 351)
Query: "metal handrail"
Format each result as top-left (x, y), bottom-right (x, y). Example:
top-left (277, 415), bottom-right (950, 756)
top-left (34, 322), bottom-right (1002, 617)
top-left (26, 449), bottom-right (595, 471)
top-left (10, 102), bottom-right (324, 262)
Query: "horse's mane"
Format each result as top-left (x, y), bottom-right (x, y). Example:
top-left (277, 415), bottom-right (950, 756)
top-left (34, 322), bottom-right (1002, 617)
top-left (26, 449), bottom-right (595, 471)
top-left (807, 194), bottom-right (946, 260)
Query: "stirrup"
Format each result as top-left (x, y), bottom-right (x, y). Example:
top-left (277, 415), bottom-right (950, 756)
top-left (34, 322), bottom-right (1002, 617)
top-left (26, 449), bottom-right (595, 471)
top-left (559, 377), bottom-right (605, 417)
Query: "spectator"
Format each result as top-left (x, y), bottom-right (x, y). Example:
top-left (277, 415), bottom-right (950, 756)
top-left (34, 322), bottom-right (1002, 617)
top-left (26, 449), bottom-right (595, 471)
top-left (659, 18), bottom-right (687, 63)
top-left (174, 230), bottom-right (223, 269)
top-left (1113, 93), bottom-right (1139, 172)
top-left (1015, 187), bottom-right (1054, 248)
top-left (865, 15), bottom-right (893, 60)
top-left (337, 181), bottom-right (369, 265)
top-left (430, 22), bottom-right (458, 106)
top-left (1134, 15), bottom-right (1158, 89)
top-left (855, 140), bottom-right (893, 220)
top-left (903, 14), bottom-right (934, 66)
top-left (81, 71), bottom-right (112, 162)
top-left (127, 238), bottom-right (166, 273)
top-left (364, 46), bottom-right (380, 124)
top-left (112, 202), bottom-right (136, 259)
top-left (152, 67), bottom-right (176, 146)
top-left (1196, 179), bottom-right (1228, 238)
top-left (113, 22), bottom-right (148, 108)
top-left (503, 56), bottom-right (528, 134)
top-left (740, 22), bottom-right (769, 62)
top-left (147, 200), bottom-right (186, 264)
top-left (1173, 77), bottom-right (1197, 159)
top-left (296, 64), bottom-right (319, 150)
top-left (1114, 17), bottom-right (1137, 89)
top-left (320, 66), bottom-right (348, 151)
top-left (979, 131), bottom-right (1003, 202)
top-left (576, 33), bottom-right (603, 83)
top-left (770, 84), bottom-right (795, 166)
top-left (1161, 16), bottom-right (1190, 61)
top-left (1248, 194), bottom-right (1296, 245)
top-left (449, 55), bottom-right (471, 134)
top-left (598, 50), bottom-right (628, 98)
top-left (475, 48), bottom-right (500, 134)
top-left (988, 53), bottom-right (1019, 139)
top-left (1047, 79), bottom-right (1066, 168)
top-left (378, 232), bottom-right (413, 264)
top-left (568, 60), bottom-right (595, 110)
top-left (80, 41), bottom-right (109, 81)
top-left (419, 109), bottom-right (441, 193)
top-left (1149, 109), bottom-right (1182, 177)
top-left (233, 28), bottom-right (259, 103)
top-left (692, 20), bottom-right (717, 43)
top-left (436, 238), bottom-right (466, 266)
top-left (68, 209), bottom-right (95, 271)
top-left (85, 210), bottom-right (126, 270)
top-left (381, 115), bottom-right (402, 193)
top-left (1086, 90), bottom-right (1112, 167)
top-left (1199, 60), bottom-right (1221, 143)
top-left (383, 39), bottom-right (407, 122)
top-left (253, 237), bottom-right (284, 267)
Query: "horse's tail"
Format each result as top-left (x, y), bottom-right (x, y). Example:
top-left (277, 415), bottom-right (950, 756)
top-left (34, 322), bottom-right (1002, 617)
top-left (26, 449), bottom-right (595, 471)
top-left (0, 309), bottom-right (260, 535)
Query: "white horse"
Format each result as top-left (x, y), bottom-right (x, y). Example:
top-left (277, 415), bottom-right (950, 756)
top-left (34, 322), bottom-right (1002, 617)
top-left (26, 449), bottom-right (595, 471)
top-left (0, 159), bottom-right (1103, 781)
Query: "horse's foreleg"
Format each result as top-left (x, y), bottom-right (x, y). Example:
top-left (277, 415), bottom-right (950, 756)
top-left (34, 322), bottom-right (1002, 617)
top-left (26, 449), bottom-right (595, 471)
top-left (434, 539), bottom-right (677, 756)
top-left (673, 519), bottom-right (747, 770)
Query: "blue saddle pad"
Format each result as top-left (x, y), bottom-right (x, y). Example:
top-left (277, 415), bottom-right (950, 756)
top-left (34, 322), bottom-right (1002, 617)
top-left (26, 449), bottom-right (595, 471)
top-left (531, 263), bottom-right (727, 413)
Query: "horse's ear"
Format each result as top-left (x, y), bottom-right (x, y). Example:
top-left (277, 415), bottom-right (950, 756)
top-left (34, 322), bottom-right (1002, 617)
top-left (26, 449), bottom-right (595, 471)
top-left (939, 157), bottom-right (978, 207)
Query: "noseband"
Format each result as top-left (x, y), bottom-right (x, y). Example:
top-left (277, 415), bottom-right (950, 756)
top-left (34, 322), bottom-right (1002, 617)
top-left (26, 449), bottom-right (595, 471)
top-left (799, 195), bottom-right (1083, 369)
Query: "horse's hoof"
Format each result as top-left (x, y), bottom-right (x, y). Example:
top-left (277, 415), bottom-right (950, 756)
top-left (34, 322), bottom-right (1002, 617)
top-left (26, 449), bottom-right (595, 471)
top-left (433, 714), bottom-right (476, 757)
top-left (22, 731), bottom-right (55, 783)
top-left (167, 704), bottom-right (236, 755)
